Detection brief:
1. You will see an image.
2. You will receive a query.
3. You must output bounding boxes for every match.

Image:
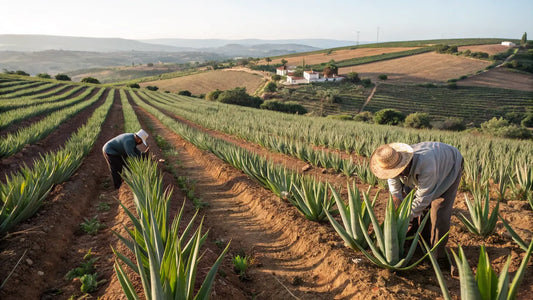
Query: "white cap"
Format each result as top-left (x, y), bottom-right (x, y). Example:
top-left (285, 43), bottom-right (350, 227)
top-left (136, 129), bottom-right (148, 146)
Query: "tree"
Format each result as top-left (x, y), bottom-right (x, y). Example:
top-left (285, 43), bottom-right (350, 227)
top-left (217, 87), bottom-right (263, 108)
top-left (521, 32), bottom-right (527, 47)
top-left (81, 77), bottom-right (100, 84)
top-left (15, 70), bottom-right (30, 76)
top-left (178, 90), bottom-right (192, 96)
top-left (346, 72), bottom-right (360, 83)
top-left (281, 59), bottom-right (288, 66)
top-left (127, 83), bottom-right (140, 88)
top-left (55, 74), bottom-right (71, 81)
top-left (373, 108), bottom-right (405, 125)
top-left (404, 112), bottom-right (432, 129)
top-left (264, 82), bottom-right (277, 93)
top-left (37, 73), bottom-right (51, 79)
top-left (323, 60), bottom-right (338, 78)
top-left (265, 57), bottom-right (272, 65)
top-left (271, 74), bottom-right (282, 81)
top-left (146, 86), bottom-right (159, 91)
top-left (205, 89), bottom-right (222, 101)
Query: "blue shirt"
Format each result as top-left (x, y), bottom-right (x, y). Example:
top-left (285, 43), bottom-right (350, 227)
top-left (102, 133), bottom-right (141, 157)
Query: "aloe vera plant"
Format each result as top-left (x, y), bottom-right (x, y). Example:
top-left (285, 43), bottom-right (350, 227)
top-left (422, 238), bottom-right (533, 300)
top-left (114, 157), bottom-right (229, 300)
top-left (289, 179), bottom-right (336, 222)
top-left (326, 183), bottom-right (376, 249)
top-left (458, 189), bottom-right (499, 238)
top-left (499, 215), bottom-right (529, 252)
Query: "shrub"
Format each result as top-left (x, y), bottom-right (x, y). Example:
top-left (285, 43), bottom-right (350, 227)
top-left (81, 77), bottom-right (100, 84)
top-left (127, 83), bottom-right (140, 88)
top-left (205, 89), bottom-right (222, 101)
top-left (217, 87), bottom-right (263, 108)
top-left (178, 90), bottom-right (191, 96)
top-left (481, 117), bottom-right (532, 139)
top-left (418, 83), bottom-right (437, 88)
top-left (447, 82), bottom-right (458, 89)
top-left (353, 111), bottom-right (373, 123)
top-left (15, 70), bottom-right (30, 76)
top-left (373, 108), bottom-right (405, 125)
top-left (361, 78), bottom-right (372, 87)
top-left (378, 74), bottom-right (388, 80)
top-left (37, 73), bottom-right (51, 79)
top-left (145, 85), bottom-right (159, 91)
top-left (260, 100), bottom-right (307, 114)
top-left (505, 112), bottom-right (524, 125)
top-left (55, 74), bottom-right (71, 81)
top-left (404, 112), bottom-right (432, 129)
top-left (346, 72), bottom-right (361, 83)
top-left (521, 113), bottom-right (533, 127)
top-left (264, 82), bottom-right (277, 93)
top-left (271, 74), bottom-right (282, 81)
top-left (436, 117), bottom-right (466, 131)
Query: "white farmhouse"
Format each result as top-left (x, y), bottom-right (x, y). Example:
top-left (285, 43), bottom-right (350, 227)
top-left (276, 66), bottom-right (288, 76)
top-left (286, 75), bottom-right (308, 84)
top-left (303, 70), bottom-right (320, 81)
top-left (501, 41), bottom-right (516, 47)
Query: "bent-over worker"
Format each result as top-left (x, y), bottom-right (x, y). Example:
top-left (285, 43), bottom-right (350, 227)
top-left (369, 141), bottom-right (463, 267)
top-left (102, 129), bottom-right (149, 189)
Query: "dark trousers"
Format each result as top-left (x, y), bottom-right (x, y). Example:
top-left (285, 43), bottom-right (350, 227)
top-left (103, 151), bottom-right (126, 189)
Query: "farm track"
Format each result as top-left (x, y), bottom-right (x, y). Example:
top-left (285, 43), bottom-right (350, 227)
top-left (0, 88), bottom-right (107, 182)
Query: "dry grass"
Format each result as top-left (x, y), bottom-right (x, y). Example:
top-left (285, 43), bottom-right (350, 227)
top-left (339, 52), bottom-right (492, 83)
top-left (458, 67), bottom-right (533, 91)
top-left (140, 70), bottom-right (266, 95)
top-left (457, 44), bottom-right (510, 55)
top-left (260, 47), bottom-right (420, 66)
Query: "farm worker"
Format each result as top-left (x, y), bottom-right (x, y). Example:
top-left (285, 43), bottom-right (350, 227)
top-left (102, 129), bottom-right (149, 189)
top-left (369, 142), bottom-right (463, 266)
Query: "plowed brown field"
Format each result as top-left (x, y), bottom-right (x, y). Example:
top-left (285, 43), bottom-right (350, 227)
top-left (339, 52), bottom-right (492, 83)
top-left (457, 44), bottom-right (510, 55)
top-left (260, 47), bottom-right (420, 66)
top-left (140, 70), bottom-right (265, 95)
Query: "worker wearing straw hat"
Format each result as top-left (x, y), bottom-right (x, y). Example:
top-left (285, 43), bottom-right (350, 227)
top-left (102, 129), bottom-right (149, 189)
top-left (370, 142), bottom-right (463, 265)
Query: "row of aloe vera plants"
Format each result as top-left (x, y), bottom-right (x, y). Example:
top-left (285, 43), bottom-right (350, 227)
top-left (115, 91), bottom-right (229, 299)
top-left (128, 89), bottom-right (444, 271)
top-left (0, 84), bottom-right (84, 112)
top-left (0, 87), bottom-right (104, 158)
top-left (0, 89), bottom-right (114, 237)
top-left (0, 86), bottom-right (90, 130)
top-left (136, 90), bottom-right (384, 187)
top-left (0, 82), bottom-right (61, 99)
top-left (140, 90), bottom-right (533, 204)
top-left (131, 89), bottom-right (533, 298)
top-left (0, 80), bottom-right (47, 96)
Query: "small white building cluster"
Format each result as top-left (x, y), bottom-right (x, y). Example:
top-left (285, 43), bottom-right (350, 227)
top-left (501, 41), bottom-right (516, 47)
top-left (276, 66), bottom-right (344, 85)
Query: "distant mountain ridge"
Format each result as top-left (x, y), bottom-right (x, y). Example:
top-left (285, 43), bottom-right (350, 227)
top-left (141, 38), bottom-right (355, 49)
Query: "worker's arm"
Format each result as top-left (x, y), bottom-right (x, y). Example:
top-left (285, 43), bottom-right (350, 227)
top-left (387, 177), bottom-right (404, 209)
top-left (123, 138), bottom-right (141, 157)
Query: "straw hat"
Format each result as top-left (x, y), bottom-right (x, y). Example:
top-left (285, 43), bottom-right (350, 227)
top-left (370, 143), bottom-right (414, 179)
top-left (135, 129), bottom-right (149, 146)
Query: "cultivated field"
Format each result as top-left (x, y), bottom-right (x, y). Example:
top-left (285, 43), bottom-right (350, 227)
top-left (457, 44), bottom-right (511, 55)
top-left (260, 47), bottom-right (420, 66)
top-left (140, 69), bottom-right (266, 95)
top-left (339, 52), bottom-right (493, 83)
top-left (458, 67), bottom-right (533, 91)
top-left (0, 75), bottom-right (532, 299)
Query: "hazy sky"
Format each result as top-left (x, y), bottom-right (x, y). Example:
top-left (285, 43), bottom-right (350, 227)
top-left (1, 0), bottom-right (531, 42)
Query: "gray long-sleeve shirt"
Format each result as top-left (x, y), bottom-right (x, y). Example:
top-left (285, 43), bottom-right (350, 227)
top-left (387, 142), bottom-right (462, 218)
top-left (102, 133), bottom-right (141, 157)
